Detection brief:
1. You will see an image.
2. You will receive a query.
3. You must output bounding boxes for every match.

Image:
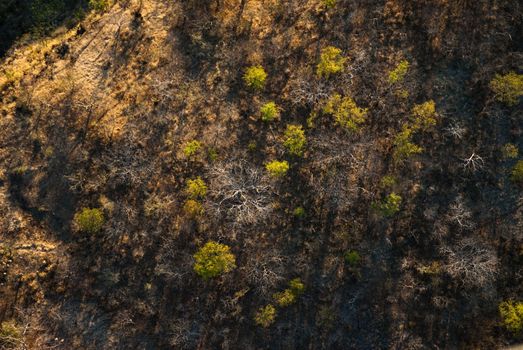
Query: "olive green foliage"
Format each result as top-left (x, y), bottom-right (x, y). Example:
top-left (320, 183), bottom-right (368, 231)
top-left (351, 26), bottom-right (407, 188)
top-left (293, 206), bottom-right (306, 218)
top-left (499, 300), bottom-right (523, 334)
top-left (283, 125), bottom-right (306, 156)
top-left (266, 160), bottom-right (289, 177)
top-left (260, 101), bottom-right (279, 122)
top-left (344, 250), bottom-right (361, 266)
top-left (244, 65), bottom-right (267, 90)
top-left (502, 143), bottom-right (519, 159)
top-left (74, 207), bottom-right (104, 233)
top-left (411, 100), bottom-right (437, 130)
top-left (317, 46), bottom-right (346, 78)
top-left (185, 177), bottom-right (207, 199)
top-left (207, 147), bottom-right (218, 162)
top-left (511, 160), bottom-right (523, 183)
top-left (380, 175), bottom-right (396, 188)
top-left (323, 94), bottom-right (367, 131)
top-left (193, 241), bottom-right (236, 279)
top-left (0, 321), bottom-right (21, 349)
top-left (490, 72), bottom-right (523, 106)
top-left (273, 278), bottom-right (305, 307)
top-left (183, 199), bottom-right (203, 217)
top-left (388, 60), bottom-right (409, 84)
top-left (89, 0), bottom-right (110, 12)
top-left (183, 140), bottom-right (202, 158)
top-left (322, 0), bottom-right (337, 8)
top-left (393, 126), bottom-right (423, 162)
top-left (255, 304), bottom-right (277, 327)
top-left (374, 193), bottom-right (402, 217)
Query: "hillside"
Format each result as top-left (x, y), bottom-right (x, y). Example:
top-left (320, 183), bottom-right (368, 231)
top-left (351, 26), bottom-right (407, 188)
top-left (0, 0), bottom-right (522, 349)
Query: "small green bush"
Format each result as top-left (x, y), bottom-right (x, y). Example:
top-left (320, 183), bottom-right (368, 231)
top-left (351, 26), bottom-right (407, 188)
top-left (317, 46), bottom-right (346, 78)
top-left (193, 241), bottom-right (236, 279)
top-left (502, 143), bottom-right (519, 159)
top-left (323, 94), bottom-right (367, 131)
top-left (499, 300), bottom-right (523, 334)
top-left (393, 126), bottom-right (423, 162)
top-left (283, 125), bottom-right (306, 156)
top-left (260, 102), bottom-right (279, 122)
top-left (74, 207), bottom-right (104, 233)
top-left (186, 177), bottom-right (207, 199)
top-left (183, 199), bottom-right (204, 217)
top-left (266, 160), bottom-right (289, 177)
top-left (293, 206), bottom-right (306, 218)
top-left (380, 175), bottom-right (396, 188)
top-left (289, 278), bottom-right (305, 295)
top-left (0, 321), bottom-right (21, 349)
top-left (511, 160), bottom-right (523, 183)
top-left (255, 304), bottom-right (276, 327)
top-left (322, 0), bottom-right (336, 8)
top-left (89, 0), bottom-right (110, 12)
top-left (388, 60), bottom-right (409, 84)
top-left (183, 140), bottom-right (202, 158)
top-left (344, 250), bottom-right (361, 266)
top-left (273, 289), bottom-right (296, 307)
top-left (244, 65), bottom-right (267, 90)
top-left (373, 193), bottom-right (402, 217)
top-left (490, 72), bottom-right (523, 106)
top-left (411, 100), bottom-right (437, 130)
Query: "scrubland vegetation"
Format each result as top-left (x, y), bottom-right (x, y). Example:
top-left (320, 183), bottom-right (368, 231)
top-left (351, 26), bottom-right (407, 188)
top-left (0, 0), bottom-right (522, 349)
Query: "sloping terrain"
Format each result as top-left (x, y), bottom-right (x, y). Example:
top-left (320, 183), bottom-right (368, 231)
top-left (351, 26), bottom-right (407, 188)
top-left (0, 0), bottom-right (522, 349)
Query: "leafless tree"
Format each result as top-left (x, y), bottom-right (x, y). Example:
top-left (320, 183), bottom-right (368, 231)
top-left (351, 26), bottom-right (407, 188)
top-left (462, 153), bottom-right (484, 172)
top-left (242, 251), bottom-right (286, 297)
top-left (444, 122), bottom-right (466, 139)
top-left (446, 196), bottom-right (475, 229)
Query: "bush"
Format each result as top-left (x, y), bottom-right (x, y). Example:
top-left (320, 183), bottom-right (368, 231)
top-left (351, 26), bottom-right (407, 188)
top-left (244, 65), bottom-right (267, 90)
top-left (289, 278), bottom-right (305, 295)
top-left (511, 160), bottom-right (523, 183)
top-left (293, 206), bottom-right (306, 218)
top-left (266, 160), bottom-right (289, 177)
top-left (380, 175), bottom-right (396, 188)
top-left (393, 126), bottom-right (423, 162)
top-left (186, 177), bottom-right (207, 199)
top-left (317, 46), bottom-right (346, 78)
top-left (254, 304), bottom-right (277, 327)
top-left (74, 207), bottom-right (104, 233)
top-left (322, 0), bottom-right (337, 8)
top-left (344, 250), bottom-right (361, 266)
top-left (388, 60), bottom-right (409, 84)
top-left (0, 321), bottom-right (21, 349)
top-left (183, 199), bottom-right (204, 217)
top-left (323, 94), bottom-right (367, 131)
top-left (260, 102), bottom-right (279, 122)
top-left (502, 143), bottom-right (519, 159)
top-left (499, 300), bottom-right (523, 334)
top-left (273, 289), bottom-right (296, 307)
top-left (490, 72), bottom-right (523, 106)
top-left (283, 125), bottom-right (306, 156)
top-left (411, 100), bottom-right (437, 130)
top-left (89, 0), bottom-right (110, 12)
top-left (193, 241), bottom-right (236, 279)
top-left (183, 140), bottom-right (202, 158)
top-left (373, 193), bottom-right (402, 217)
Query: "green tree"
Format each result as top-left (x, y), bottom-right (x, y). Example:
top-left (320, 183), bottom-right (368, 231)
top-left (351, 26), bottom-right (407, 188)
top-left (323, 94), bottom-right (367, 131)
top-left (283, 125), bottom-right (306, 156)
top-left (266, 160), bottom-right (289, 177)
top-left (490, 72), bottom-right (523, 106)
top-left (344, 250), bottom-right (361, 266)
top-left (388, 60), bottom-right (409, 84)
top-left (193, 241), bottom-right (236, 279)
top-left (183, 199), bottom-right (204, 217)
top-left (244, 65), bottom-right (267, 90)
top-left (411, 100), bottom-right (437, 130)
top-left (502, 143), bottom-right (518, 159)
top-left (511, 160), bottom-right (523, 183)
top-left (499, 300), bottom-right (523, 334)
top-left (186, 177), bottom-right (207, 199)
top-left (74, 207), bottom-right (104, 233)
top-left (373, 193), bottom-right (402, 217)
top-left (260, 101), bottom-right (279, 122)
top-left (393, 126), bottom-right (422, 162)
top-left (183, 140), bottom-right (202, 158)
top-left (89, 0), bottom-right (110, 12)
top-left (317, 46), bottom-right (346, 78)
top-left (254, 304), bottom-right (277, 327)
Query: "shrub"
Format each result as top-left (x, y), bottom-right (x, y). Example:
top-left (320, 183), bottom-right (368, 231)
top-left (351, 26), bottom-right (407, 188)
top-left (193, 241), bottom-right (236, 279)
top-left (74, 207), bottom-right (104, 233)
top-left (260, 102), bottom-right (279, 122)
top-left (502, 143), bottom-right (519, 159)
top-left (289, 278), bottom-right (305, 295)
top-left (323, 0), bottom-right (336, 8)
top-left (323, 94), bottom-right (367, 131)
top-left (183, 199), bottom-right (204, 217)
top-left (183, 140), bottom-right (202, 158)
top-left (490, 72), bottom-right (523, 106)
top-left (393, 126), bottom-right (423, 162)
top-left (511, 160), bottom-right (523, 183)
top-left (293, 206), bottom-right (306, 218)
top-left (411, 100), bottom-right (437, 130)
top-left (244, 65), bottom-right (267, 90)
top-left (499, 300), bottom-right (523, 334)
top-left (344, 250), bottom-right (361, 266)
top-left (186, 177), bottom-right (207, 199)
top-left (388, 60), bottom-right (409, 84)
top-left (283, 125), bottom-right (306, 156)
top-left (373, 193), bottom-right (402, 217)
top-left (266, 160), bottom-right (289, 177)
top-left (89, 0), bottom-right (110, 12)
top-left (273, 289), bottom-right (296, 307)
top-left (380, 175), bottom-right (396, 188)
top-left (317, 46), bottom-right (346, 78)
top-left (0, 321), bottom-right (21, 349)
top-left (255, 304), bottom-right (277, 327)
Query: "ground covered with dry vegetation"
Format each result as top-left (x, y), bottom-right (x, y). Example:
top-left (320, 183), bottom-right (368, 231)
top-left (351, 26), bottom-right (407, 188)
top-left (0, 0), bottom-right (522, 349)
